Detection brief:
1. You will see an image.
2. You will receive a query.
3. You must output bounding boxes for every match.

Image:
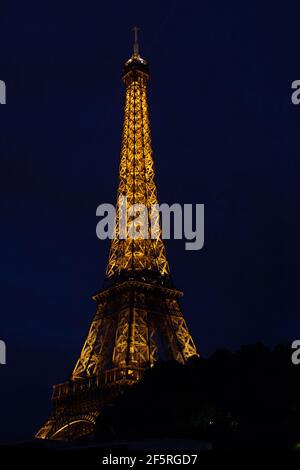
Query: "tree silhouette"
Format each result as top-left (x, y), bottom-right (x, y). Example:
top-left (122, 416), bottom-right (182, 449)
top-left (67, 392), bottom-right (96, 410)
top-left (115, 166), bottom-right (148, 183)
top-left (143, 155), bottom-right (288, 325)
top-left (95, 343), bottom-right (300, 449)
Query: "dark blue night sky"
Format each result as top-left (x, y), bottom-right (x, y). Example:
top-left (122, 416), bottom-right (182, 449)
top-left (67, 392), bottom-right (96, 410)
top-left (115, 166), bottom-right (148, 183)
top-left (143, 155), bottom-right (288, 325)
top-left (0, 0), bottom-right (299, 442)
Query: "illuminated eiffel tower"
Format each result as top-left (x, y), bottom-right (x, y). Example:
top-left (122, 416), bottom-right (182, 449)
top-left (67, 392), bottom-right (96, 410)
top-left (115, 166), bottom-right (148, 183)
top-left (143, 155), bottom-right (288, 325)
top-left (36, 28), bottom-right (198, 441)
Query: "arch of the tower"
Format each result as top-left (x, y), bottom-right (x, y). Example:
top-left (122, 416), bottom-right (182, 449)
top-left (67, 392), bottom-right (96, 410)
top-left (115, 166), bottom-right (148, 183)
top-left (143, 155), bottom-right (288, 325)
top-left (50, 417), bottom-right (96, 441)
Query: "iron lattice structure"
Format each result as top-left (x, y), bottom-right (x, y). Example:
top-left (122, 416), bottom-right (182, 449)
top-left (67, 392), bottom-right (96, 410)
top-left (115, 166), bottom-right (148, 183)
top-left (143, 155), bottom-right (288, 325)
top-left (105, 59), bottom-right (170, 278)
top-left (36, 30), bottom-right (198, 441)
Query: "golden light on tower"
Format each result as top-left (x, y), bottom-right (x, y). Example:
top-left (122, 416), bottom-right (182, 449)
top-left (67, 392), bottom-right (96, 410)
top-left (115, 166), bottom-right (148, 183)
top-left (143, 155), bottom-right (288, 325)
top-left (106, 27), bottom-right (169, 278)
top-left (36, 28), bottom-right (198, 441)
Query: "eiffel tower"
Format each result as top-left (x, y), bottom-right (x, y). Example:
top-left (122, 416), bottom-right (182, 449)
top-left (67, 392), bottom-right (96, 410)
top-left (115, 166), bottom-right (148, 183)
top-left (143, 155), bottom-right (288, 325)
top-left (36, 28), bottom-right (198, 441)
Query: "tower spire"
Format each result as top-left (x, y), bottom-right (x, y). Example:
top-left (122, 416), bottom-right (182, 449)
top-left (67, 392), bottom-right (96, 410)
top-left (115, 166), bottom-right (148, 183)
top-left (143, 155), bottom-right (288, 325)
top-left (133, 26), bottom-right (140, 58)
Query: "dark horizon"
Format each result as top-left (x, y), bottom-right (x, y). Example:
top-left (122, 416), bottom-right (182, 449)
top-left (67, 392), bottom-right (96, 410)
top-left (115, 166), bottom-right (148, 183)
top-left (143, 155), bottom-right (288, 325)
top-left (0, 0), bottom-right (299, 443)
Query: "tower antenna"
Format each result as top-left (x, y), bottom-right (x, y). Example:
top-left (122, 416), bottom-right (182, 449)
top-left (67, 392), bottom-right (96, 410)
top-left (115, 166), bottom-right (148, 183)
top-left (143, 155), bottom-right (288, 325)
top-left (133, 26), bottom-right (140, 57)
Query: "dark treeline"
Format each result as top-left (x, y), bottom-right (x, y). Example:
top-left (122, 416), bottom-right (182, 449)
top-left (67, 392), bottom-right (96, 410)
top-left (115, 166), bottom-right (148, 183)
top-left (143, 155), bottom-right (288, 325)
top-left (96, 343), bottom-right (300, 449)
